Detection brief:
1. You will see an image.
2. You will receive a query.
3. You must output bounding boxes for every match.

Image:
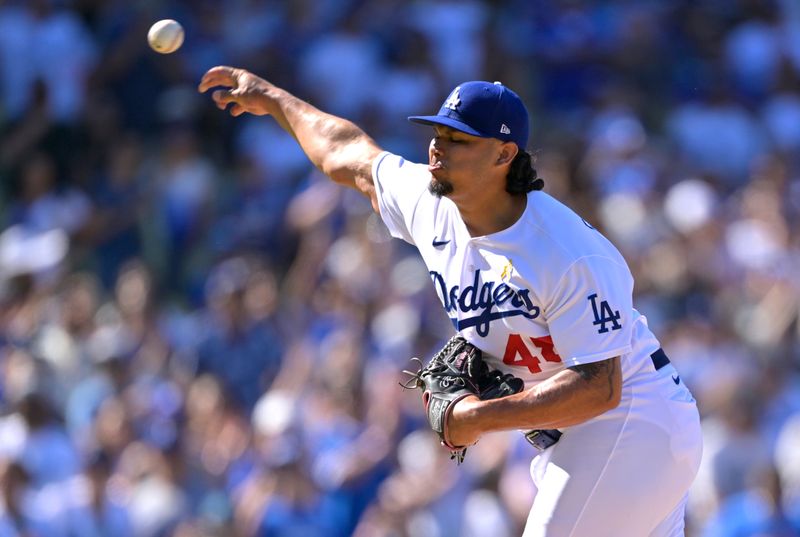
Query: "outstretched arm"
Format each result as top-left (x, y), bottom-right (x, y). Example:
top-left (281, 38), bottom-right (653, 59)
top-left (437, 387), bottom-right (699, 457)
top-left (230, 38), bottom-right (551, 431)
top-left (198, 66), bottom-right (383, 212)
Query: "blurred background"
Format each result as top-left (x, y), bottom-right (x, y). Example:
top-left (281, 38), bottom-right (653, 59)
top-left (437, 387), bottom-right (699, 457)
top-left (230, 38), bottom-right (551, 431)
top-left (0, 0), bottom-right (798, 535)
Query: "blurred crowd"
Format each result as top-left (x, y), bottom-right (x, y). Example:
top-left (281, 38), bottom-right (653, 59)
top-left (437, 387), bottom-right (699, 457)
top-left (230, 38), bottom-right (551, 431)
top-left (0, 0), bottom-right (799, 536)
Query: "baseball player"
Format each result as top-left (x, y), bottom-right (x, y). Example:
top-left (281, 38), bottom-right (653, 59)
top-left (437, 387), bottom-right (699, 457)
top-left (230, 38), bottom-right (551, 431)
top-left (199, 66), bottom-right (703, 536)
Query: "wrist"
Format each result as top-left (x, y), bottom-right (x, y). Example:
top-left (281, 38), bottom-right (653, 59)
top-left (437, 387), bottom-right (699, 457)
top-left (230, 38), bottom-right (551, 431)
top-left (452, 394), bottom-right (483, 435)
top-left (262, 86), bottom-right (283, 113)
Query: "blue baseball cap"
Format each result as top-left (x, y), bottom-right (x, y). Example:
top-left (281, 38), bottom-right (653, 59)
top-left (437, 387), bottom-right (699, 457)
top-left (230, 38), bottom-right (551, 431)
top-left (408, 81), bottom-right (529, 149)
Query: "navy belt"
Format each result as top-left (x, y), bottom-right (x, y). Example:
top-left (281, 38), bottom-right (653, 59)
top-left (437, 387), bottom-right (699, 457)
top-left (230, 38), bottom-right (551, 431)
top-left (525, 349), bottom-right (671, 452)
top-left (651, 348), bottom-right (670, 371)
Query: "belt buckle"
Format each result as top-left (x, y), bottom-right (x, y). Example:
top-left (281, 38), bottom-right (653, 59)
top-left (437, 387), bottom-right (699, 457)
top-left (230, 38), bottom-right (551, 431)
top-left (524, 429), bottom-right (563, 451)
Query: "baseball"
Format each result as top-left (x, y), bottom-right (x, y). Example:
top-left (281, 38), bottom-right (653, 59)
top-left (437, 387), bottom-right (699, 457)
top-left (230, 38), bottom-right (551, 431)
top-left (147, 19), bottom-right (184, 54)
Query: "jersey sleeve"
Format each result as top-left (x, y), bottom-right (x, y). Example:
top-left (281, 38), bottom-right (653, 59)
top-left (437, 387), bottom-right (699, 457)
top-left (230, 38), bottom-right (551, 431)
top-left (372, 151), bottom-right (431, 245)
top-left (544, 256), bottom-right (634, 366)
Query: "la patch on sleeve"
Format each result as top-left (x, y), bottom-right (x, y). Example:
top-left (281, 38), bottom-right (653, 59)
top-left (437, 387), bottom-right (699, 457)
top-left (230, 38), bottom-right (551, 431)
top-left (588, 293), bottom-right (622, 334)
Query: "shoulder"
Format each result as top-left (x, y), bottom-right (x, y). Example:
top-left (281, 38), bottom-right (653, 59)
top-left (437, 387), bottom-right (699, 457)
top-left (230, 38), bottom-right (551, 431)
top-left (507, 192), bottom-right (632, 299)
top-left (525, 192), bottom-right (626, 268)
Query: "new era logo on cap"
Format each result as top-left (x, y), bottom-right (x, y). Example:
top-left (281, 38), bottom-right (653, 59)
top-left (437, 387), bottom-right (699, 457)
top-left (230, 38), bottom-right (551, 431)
top-left (408, 80), bottom-right (529, 149)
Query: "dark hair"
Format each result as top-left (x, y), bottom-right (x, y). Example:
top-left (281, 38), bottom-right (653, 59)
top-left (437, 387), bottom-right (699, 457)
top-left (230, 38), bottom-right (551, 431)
top-left (506, 150), bottom-right (544, 194)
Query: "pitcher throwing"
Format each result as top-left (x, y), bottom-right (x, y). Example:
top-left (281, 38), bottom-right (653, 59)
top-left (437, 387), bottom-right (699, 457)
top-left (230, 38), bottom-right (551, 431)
top-left (199, 66), bottom-right (703, 537)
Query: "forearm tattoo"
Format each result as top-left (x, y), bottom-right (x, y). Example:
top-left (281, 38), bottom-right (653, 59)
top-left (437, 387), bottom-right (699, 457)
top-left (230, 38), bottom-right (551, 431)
top-left (568, 359), bottom-right (618, 402)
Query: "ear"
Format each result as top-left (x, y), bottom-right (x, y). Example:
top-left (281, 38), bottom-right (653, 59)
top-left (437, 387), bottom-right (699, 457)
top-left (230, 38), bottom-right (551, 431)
top-left (496, 142), bottom-right (519, 166)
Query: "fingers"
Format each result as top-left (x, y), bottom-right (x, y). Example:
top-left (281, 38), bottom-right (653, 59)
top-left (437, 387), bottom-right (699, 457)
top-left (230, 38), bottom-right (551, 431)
top-left (211, 89), bottom-right (237, 109)
top-left (198, 65), bottom-right (238, 93)
top-left (201, 65), bottom-right (261, 117)
top-left (210, 92), bottom-right (246, 117)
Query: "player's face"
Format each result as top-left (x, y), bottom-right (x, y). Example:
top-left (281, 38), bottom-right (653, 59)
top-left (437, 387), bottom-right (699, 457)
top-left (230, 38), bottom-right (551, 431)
top-left (427, 126), bottom-right (505, 198)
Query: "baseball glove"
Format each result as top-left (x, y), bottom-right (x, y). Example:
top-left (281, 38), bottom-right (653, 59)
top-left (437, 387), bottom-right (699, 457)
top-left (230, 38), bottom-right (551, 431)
top-left (401, 334), bottom-right (524, 463)
top-left (476, 367), bottom-right (525, 400)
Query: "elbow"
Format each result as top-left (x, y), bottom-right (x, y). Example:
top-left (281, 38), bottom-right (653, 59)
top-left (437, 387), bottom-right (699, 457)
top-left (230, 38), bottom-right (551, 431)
top-left (576, 386), bottom-right (619, 424)
top-left (593, 372), bottom-right (622, 415)
top-left (598, 382), bottom-right (622, 413)
top-left (318, 154), bottom-right (341, 183)
top-left (320, 147), bottom-right (359, 185)
top-left (568, 356), bottom-right (622, 416)
top-left (611, 384), bottom-right (622, 408)
top-left (327, 165), bottom-right (352, 186)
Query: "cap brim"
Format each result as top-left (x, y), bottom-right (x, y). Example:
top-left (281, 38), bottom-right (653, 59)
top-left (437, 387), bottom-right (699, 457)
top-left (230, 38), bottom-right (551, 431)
top-left (407, 115), bottom-right (487, 138)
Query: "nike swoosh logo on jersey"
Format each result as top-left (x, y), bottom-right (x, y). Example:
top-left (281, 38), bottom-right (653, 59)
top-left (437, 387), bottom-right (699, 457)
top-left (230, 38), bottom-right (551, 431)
top-left (432, 237), bottom-right (450, 247)
top-left (672, 375), bottom-right (680, 385)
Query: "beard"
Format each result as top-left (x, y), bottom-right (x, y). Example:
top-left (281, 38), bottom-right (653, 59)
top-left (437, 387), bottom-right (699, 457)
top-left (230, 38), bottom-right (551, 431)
top-left (428, 177), bottom-right (453, 197)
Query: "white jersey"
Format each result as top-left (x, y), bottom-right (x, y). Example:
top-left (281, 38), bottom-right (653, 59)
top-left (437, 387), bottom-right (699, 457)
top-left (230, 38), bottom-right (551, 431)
top-left (373, 151), bottom-right (703, 536)
top-left (372, 151), bottom-right (661, 388)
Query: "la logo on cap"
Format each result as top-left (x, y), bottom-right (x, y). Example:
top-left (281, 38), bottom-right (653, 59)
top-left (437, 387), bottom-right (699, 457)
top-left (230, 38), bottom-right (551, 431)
top-left (444, 87), bottom-right (461, 111)
top-left (407, 80), bottom-right (530, 149)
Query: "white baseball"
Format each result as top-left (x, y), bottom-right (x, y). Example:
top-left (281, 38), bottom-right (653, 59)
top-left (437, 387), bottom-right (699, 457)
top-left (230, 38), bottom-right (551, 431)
top-left (147, 19), bottom-right (184, 54)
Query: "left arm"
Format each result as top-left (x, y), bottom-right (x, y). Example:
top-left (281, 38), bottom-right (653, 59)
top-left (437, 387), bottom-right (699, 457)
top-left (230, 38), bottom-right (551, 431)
top-left (448, 356), bottom-right (621, 446)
